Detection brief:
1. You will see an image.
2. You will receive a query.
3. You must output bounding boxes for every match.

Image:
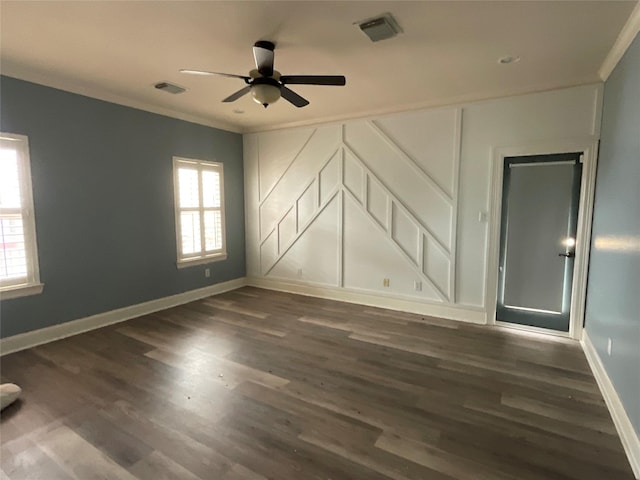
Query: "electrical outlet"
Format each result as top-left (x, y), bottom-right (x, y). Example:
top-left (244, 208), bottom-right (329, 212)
top-left (607, 338), bottom-right (612, 356)
top-left (414, 280), bottom-right (422, 291)
top-left (297, 268), bottom-right (303, 278)
top-left (205, 268), bottom-right (210, 278)
top-left (383, 278), bottom-right (390, 287)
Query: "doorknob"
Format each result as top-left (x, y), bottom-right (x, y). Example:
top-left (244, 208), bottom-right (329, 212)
top-left (558, 252), bottom-right (575, 258)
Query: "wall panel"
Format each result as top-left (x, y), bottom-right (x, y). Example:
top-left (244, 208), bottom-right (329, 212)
top-left (245, 84), bottom-right (601, 319)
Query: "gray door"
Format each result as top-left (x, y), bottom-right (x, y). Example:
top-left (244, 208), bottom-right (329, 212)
top-left (496, 153), bottom-right (582, 331)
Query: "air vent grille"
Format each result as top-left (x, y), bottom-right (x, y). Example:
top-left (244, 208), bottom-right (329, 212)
top-left (154, 82), bottom-right (186, 94)
top-left (358, 13), bottom-right (402, 42)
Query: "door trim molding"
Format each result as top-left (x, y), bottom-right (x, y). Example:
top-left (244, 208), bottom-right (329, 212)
top-left (485, 137), bottom-right (600, 340)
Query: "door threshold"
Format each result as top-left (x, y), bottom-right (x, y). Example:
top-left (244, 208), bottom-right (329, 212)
top-left (494, 321), bottom-right (575, 343)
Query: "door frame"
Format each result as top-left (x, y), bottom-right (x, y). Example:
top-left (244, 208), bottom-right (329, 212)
top-left (485, 138), bottom-right (600, 340)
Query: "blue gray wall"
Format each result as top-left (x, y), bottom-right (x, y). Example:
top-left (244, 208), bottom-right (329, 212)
top-left (0, 76), bottom-right (245, 338)
top-left (585, 34), bottom-right (640, 436)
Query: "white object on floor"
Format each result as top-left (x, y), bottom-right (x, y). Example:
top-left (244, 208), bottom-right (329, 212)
top-left (0, 383), bottom-right (22, 410)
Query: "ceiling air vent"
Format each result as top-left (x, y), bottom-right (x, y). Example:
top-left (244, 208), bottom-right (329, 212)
top-left (358, 13), bottom-right (402, 42)
top-left (154, 82), bottom-right (186, 94)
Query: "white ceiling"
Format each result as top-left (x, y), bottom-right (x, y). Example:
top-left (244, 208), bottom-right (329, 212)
top-left (0, 1), bottom-right (636, 133)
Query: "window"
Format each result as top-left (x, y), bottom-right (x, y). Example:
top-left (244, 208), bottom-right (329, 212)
top-left (0, 133), bottom-right (43, 299)
top-left (173, 157), bottom-right (227, 267)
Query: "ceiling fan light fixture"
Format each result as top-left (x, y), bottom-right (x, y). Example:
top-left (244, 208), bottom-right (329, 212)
top-left (180, 41), bottom-right (345, 109)
top-left (251, 83), bottom-right (281, 107)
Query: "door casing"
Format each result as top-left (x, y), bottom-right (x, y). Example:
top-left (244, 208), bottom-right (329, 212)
top-left (486, 138), bottom-right (600, 340)
top-left (496, 153), bottom-right (582, 332)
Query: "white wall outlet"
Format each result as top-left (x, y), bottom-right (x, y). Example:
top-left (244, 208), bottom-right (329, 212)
top-left (414, 280), bottom-right (422, 291)
top-left (478, 210), bottom-right (488, 223)
top-left (297, 268), bottom-right (303, 278)
top-left (607, 338), bottom-right (612, 356)
top-left (383, 278), bottom-right (390, 287)
top-left (205, 268), bottom-right (210, 278)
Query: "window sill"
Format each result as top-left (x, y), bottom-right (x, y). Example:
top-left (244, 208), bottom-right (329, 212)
top-left (0, 283), bottom-right (44, 300)
top-left (177, 254), bottom-right (228, 269)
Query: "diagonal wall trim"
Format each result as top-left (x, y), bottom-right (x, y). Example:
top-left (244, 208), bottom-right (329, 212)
top-left (343, 142), bottom-right (451, 255)
top-left (259, 139), bottom-right (454, 301)
top-left (259, 145), bottom-right (340, 245)
top-left (254, 111), bottom-right (460, 303)
top-left (258, 127), bottom-right (317, 206)
top-left (343, 187), bottom-right (448, 301)
top-left (263, 189), bottom-right (340, 276)
top-left (368, 120), bottom-right (453, 203)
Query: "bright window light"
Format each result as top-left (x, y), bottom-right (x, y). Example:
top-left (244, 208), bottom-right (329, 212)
top-left (173, 157), bottom-right (226, 266)
top-left (0, 133), bottom-right (42, 296)
top-left (505, 305), bottom-right (562, 315)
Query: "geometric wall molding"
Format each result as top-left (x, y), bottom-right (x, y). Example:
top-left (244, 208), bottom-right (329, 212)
top-left (257, 115), bottom-right (461, 303)
top-left (246, 84), bottom-right (604, 312)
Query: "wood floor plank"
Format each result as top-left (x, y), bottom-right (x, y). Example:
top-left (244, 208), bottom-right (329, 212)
top-left (128, 451), bottom-right (203, 480)
top-left (500, 393), bottom-right (618, 434)
top-left (375, 430), bottom-right (516, 480)
top-left (35, 425), bottom-right (138, 480)
top-left (62, 409), bottom-right (154, 468)
top-left (99, 400), bottom-right (235, 479)
top-left (145, 347), bottom-right (289, 390)
top-left (0, 287), bottom-right (634, 479)
top-left (298, 429), bottom-right (456, 480)
top-left (221, 463), bottom-right (267, 480)
top-left (1, 437), bottom-right (73, 480)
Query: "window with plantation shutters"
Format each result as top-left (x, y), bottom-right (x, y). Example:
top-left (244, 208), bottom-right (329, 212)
top-left (173, 157), bottom-right (227, 266)
top-left (0, 133), bottom-right (43, 299)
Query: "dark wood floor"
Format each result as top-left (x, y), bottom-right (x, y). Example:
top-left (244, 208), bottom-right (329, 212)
top-left (0, 287), bottom-right (634, 479)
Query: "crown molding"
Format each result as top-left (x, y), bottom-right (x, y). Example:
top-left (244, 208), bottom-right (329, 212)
top-left (0, 63), bottom-right (242, 134)
top-left (599, 1), bottom-right (640, 81)
top-left (1, 61), bottom-right (605, 136)
top-left (242, 79), bottom-right (601, 134)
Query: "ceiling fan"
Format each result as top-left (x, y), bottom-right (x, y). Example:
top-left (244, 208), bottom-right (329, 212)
top-left (180, 41), bottom-right (346, 108)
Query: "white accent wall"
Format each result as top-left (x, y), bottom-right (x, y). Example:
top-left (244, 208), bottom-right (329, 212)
top-left (244, 84), bottom-right (602, 322)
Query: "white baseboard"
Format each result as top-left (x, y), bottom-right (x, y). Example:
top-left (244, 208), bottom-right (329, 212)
top-left (246, 276), bottom-right (487, 325)
top-left (581, 331), bottom-right (640, 479)
top-left (0, 277), bottom-right (247, 356)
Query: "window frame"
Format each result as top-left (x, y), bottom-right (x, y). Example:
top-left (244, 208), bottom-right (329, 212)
top-left (0, 132), bottom-right (43, 299)
top-left (172, 156), bottom-right (227, 268)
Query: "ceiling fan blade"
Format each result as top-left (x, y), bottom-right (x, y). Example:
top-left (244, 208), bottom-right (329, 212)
top-left (281, 87), bottom-right (309, 108)
top-left (280, 75), bottom-right (346, 86)
top-left (222, 86), bottom-right (251, 103)
top-left (180, 69), bottom-right (249, 80)
top-left (253, 41), bottom-right (275, 77)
